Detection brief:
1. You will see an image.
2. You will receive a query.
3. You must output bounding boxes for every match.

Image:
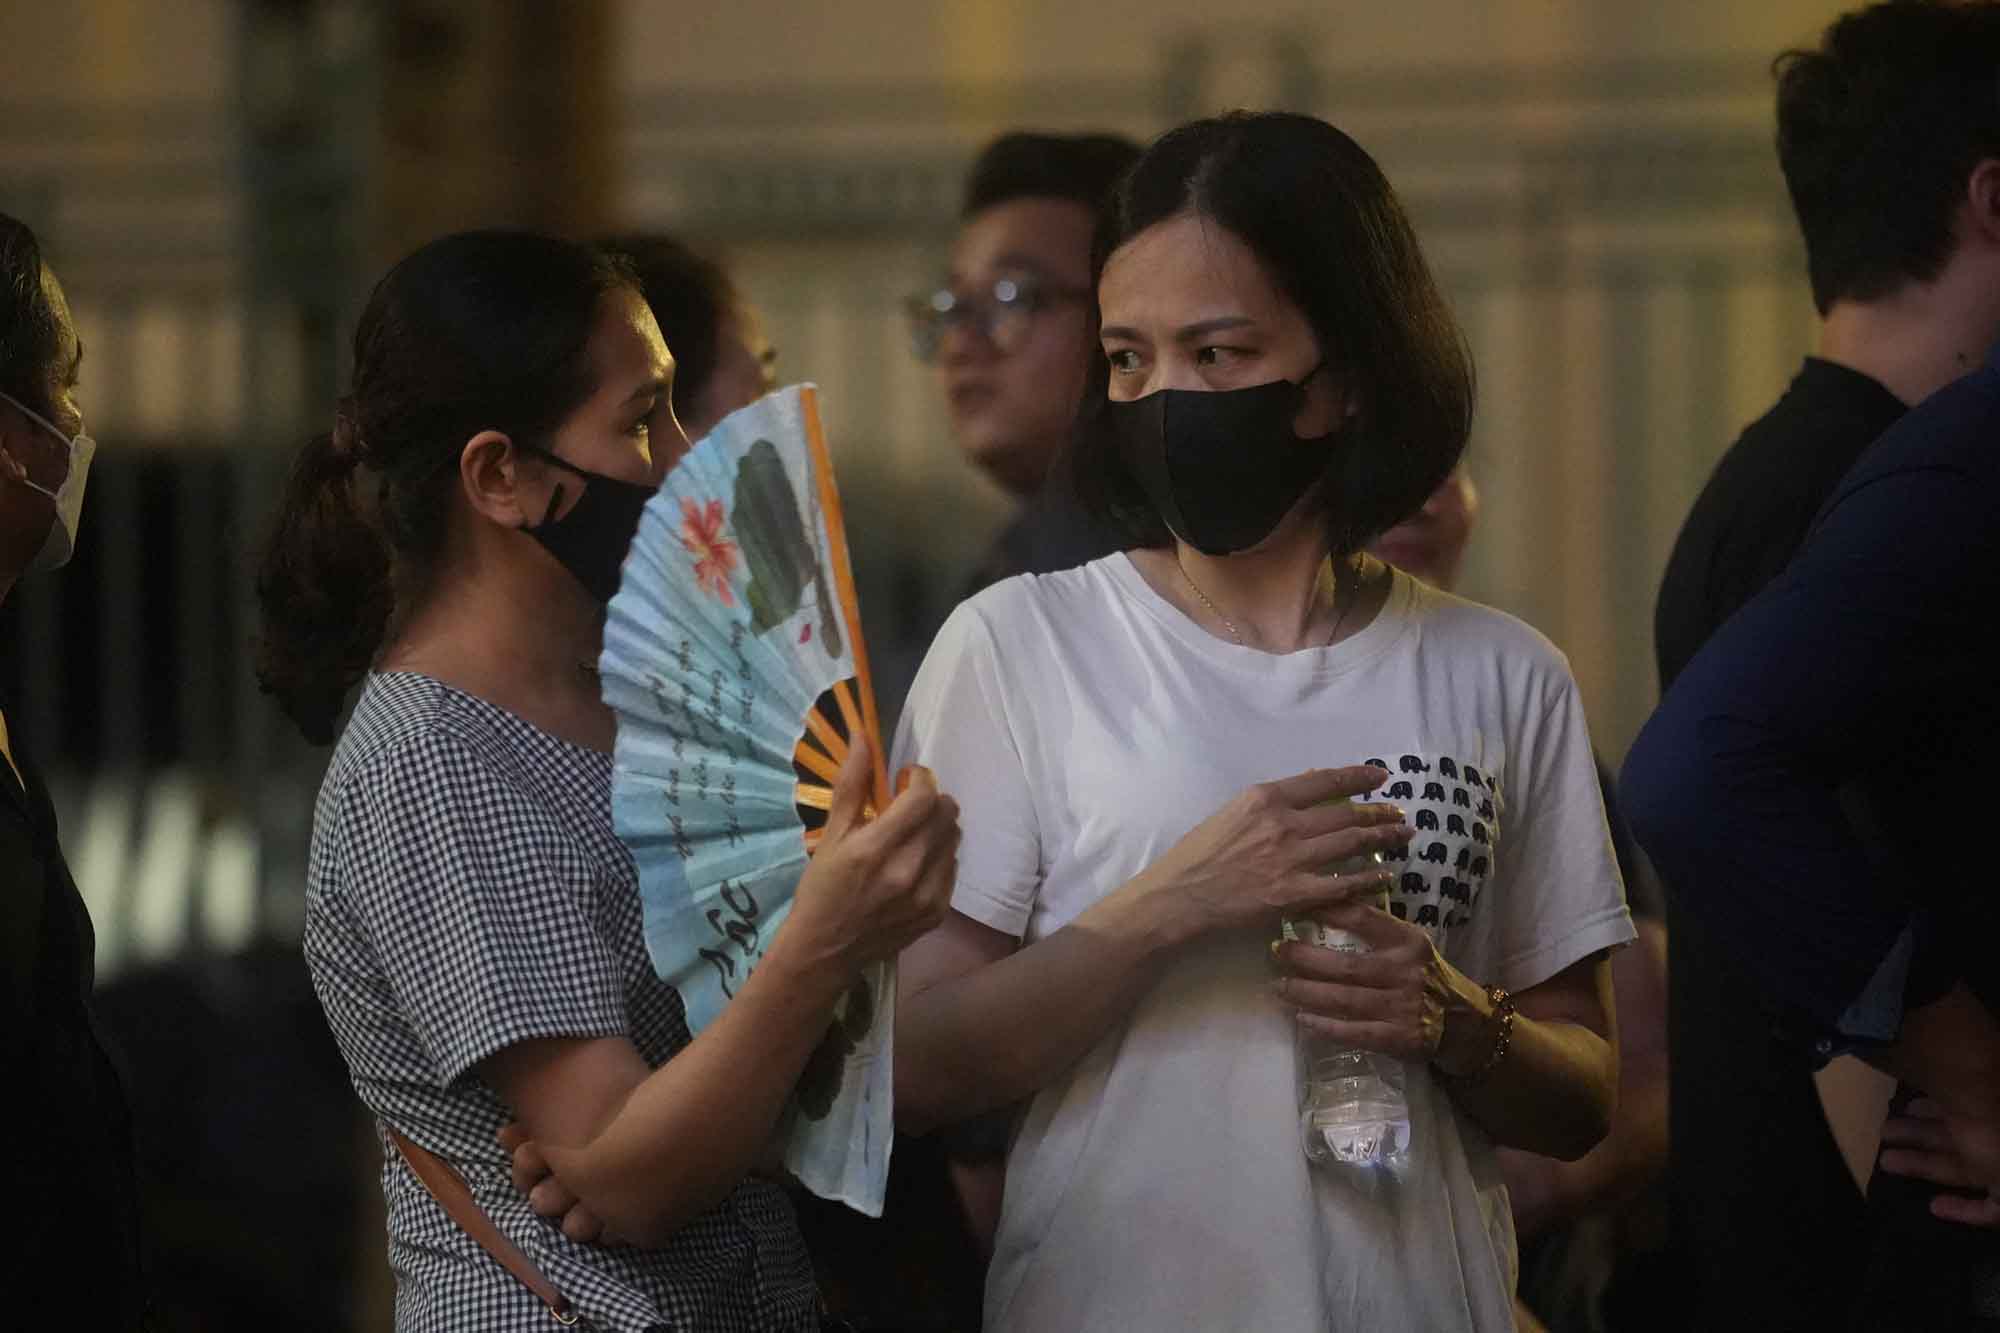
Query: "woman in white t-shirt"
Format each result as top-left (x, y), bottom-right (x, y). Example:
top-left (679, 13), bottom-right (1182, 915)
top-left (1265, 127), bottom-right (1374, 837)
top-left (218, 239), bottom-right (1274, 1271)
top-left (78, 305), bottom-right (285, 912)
top-left (893, 112), bottom-right (1634, 1332)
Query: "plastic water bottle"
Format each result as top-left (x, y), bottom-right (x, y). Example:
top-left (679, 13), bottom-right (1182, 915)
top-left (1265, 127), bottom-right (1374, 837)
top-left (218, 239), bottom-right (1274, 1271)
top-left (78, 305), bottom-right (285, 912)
top-left (1285, 836), bottom-right (1411, 1169)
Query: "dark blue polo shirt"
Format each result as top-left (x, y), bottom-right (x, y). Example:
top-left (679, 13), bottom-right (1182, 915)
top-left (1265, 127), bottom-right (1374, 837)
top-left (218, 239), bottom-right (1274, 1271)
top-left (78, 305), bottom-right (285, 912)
top-left (1625, 349), bottom-right (1999, 1038)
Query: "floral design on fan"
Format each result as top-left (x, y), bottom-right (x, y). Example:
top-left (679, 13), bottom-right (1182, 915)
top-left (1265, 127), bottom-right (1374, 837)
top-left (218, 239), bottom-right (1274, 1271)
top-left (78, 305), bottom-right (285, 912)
top-left (678, 497), bottom-right (739, 604)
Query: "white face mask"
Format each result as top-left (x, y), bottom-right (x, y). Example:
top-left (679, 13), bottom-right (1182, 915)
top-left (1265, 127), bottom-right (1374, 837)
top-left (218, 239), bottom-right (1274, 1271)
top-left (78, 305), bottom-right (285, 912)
top-left (0, 389), bottom-right (96, 572)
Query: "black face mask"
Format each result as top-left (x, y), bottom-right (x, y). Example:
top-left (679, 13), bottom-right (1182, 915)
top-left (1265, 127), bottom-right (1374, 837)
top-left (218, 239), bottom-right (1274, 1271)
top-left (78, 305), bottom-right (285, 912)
top-left (518, 445), bottom-right (657, 604)
top-left (1104, 365), bottom-right (1338, 556)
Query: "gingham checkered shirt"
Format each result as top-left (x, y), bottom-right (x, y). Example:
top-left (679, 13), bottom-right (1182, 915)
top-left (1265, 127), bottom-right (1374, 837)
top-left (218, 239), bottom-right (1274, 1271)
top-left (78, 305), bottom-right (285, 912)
top-left (304, 672), bottom-right (818, 1332)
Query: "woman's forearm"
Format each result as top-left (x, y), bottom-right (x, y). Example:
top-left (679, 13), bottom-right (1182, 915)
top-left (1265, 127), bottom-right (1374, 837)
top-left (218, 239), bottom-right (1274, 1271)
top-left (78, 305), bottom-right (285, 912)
top-left (1500, 1077), bottom-right (1665, 1236)
top-left (1499, 924), bottom-right (1669, 1233)
top-left (530, 754), bottom-right (961, 1244)
top-left (542, 935), bottom-right (848, 1246)
top-left (1437, 964), bottom-right (1619, 1160)
top-left (896, 875), bottom-right (1192, 1134)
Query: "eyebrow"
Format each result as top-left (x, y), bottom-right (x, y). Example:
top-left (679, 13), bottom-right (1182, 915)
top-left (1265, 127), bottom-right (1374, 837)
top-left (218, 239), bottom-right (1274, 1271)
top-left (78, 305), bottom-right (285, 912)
top-left (949, 254), bottom-right (1059, 284)
top-left (1099, 316), bottom-right (1257, 344)
top-left (1173, 316), bottom-right (1256, 341)
top-left (622, 376), bottom-right (670, 405)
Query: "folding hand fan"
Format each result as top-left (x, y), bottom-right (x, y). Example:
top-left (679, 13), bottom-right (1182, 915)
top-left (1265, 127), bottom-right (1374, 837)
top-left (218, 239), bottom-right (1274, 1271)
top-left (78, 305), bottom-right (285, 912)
top-left (599, 384), bottom-right (898, 1215)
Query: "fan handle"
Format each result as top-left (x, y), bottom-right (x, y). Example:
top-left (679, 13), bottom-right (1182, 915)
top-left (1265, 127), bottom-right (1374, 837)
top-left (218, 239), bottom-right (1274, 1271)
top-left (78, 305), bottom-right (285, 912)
top-left (800, 385), bottom-right (892, 814)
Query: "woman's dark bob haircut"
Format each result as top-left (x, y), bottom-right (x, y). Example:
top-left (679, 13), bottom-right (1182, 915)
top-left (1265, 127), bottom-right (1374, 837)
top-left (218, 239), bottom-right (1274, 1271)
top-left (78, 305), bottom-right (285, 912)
top-left (1071, 111), bottom-right (1475, 555)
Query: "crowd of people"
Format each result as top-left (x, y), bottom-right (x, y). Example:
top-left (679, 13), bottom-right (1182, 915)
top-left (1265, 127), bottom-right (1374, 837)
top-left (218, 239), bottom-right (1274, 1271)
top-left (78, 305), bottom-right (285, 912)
top-left (6, 2), bottom-right (1997, 1329)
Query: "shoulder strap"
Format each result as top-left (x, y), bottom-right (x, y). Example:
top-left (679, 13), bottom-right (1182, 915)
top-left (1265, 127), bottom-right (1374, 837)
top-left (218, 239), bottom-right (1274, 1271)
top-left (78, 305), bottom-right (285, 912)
top-left (384, 1124), bottom-right (579, 1326)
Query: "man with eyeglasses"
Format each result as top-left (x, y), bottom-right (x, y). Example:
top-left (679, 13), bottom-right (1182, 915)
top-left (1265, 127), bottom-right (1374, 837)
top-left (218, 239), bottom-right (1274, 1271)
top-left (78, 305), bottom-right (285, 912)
top-left (907, 130), bottom-right (1139, 595)
top-left (871, 133), bottom-right (1143, 1302)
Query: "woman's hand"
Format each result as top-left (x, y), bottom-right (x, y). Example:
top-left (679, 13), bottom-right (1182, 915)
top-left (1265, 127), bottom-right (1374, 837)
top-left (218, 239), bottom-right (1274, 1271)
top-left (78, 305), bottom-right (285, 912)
top-left (1878, 1097), bottom-right (2000, 1228)
top-left (1277, 908), bottom-right (1618, 1159)
top-left (1141, 765), bottom-right (1410, 941)
top-left (1271, 899), bottom-right (1472, 1062)
top-left (1882, 981), bottom-right (2000, 1223)
top-left (498, 1122), bottom-right (617, 1244)
top-left (781, 736), bottom-right (961, 976)
top-left (1272, 899), bottom-right (1501, 1073)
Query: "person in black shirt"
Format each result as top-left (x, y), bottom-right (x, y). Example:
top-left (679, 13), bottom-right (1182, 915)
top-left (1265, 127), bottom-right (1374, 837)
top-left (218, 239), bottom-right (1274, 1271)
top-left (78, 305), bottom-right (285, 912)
top-left (1648, 5), bottom-right (2000, 1327)
top-left (1653, 358), bottom-right (1903, 689)
top-left (0, 212), bottom-right (147, 1326)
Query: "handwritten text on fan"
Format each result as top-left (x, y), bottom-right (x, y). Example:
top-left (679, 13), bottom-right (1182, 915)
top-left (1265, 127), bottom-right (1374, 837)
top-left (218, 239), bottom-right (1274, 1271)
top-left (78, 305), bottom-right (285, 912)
top-left (652, 625), bottom-right (762, 997)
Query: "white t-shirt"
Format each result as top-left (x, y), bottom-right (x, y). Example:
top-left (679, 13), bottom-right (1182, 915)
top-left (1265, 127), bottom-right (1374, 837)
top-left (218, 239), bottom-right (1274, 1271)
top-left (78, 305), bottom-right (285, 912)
top-left (892, 555), bottom-right (1634, 1333)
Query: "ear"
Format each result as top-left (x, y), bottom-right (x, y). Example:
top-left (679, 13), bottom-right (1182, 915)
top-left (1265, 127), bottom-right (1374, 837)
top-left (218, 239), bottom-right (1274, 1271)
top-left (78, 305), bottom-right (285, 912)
top-left (1965, 159), bottom-right (2000, 249)
top-left (0, 401), bottom-right (40, 488)
top-left (1455, 468), bottom-right (1481, 521)
top-left (458, 429), bottom-right (544, 529)
top-left (0, 419), bottom-right (27, 485)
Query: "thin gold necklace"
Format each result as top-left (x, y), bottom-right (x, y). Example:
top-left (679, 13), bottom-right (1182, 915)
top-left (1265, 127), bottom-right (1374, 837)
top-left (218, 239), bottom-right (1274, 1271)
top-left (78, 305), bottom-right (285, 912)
top-left (1176, 552), bottom-right (1364, 649)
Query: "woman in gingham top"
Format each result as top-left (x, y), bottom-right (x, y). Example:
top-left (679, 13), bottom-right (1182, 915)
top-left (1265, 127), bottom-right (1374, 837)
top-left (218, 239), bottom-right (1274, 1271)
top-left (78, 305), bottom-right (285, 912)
top-left (256, 230), bottom-right (958, 1332)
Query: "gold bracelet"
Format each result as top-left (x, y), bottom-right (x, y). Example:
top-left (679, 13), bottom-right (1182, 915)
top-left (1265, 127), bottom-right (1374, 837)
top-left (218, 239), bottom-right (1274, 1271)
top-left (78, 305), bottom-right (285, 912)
top-left (1448, 984), bottom-right (1515, 1086)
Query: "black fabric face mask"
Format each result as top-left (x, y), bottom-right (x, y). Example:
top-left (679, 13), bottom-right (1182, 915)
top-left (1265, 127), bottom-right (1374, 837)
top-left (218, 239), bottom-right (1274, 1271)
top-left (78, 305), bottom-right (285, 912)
top-left (518, 445), bottom-right (657, 604)
top-left (1104, 365), bottom-right (1338, 556)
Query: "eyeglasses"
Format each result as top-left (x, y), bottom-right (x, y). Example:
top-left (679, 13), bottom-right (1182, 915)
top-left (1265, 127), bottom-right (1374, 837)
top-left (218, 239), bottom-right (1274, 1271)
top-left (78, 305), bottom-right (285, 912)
top-left (903, 275), bottom-right (1091, 362)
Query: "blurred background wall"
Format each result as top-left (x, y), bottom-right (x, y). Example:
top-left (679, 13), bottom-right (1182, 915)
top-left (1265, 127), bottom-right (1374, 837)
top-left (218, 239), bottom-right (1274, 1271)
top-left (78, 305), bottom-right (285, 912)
top-left (0, 0), bottom-right (1849, 1324)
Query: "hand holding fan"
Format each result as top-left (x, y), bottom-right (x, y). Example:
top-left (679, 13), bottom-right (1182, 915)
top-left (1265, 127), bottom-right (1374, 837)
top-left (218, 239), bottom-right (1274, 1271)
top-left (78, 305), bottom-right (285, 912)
top-left (600, 384), bottom-right (897, 1214)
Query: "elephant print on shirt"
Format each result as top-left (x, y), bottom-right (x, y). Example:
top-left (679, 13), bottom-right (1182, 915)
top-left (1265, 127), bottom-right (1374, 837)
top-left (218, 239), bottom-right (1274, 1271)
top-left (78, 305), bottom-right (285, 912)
top-left (1373, 748), bottom-right (1503, 948)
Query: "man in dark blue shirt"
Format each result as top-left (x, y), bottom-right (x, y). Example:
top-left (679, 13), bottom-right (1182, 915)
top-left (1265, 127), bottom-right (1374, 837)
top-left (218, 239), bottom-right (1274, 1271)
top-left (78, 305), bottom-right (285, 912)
top-left (1624, 345), bottom-right (2000, 1313)
top-left (1645, 6), bottom-right (2000, 1326)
